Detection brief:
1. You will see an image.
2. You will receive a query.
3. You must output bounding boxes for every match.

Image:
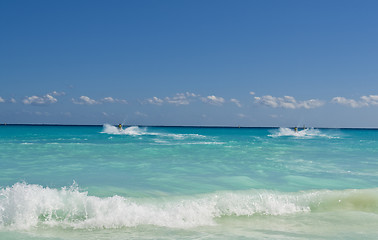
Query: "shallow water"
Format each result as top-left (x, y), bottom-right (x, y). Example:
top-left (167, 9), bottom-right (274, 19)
top-left (0, 125), bottom-right (377, 239)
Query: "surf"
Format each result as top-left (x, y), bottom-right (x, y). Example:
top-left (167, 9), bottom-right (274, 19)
top-left (1, 182), bottom-right (378, 230)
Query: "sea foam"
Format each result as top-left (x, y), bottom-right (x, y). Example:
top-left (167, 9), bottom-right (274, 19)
top-left (101, 124), bottom-right (206, 140)
top-left (1, 183), bottom-right (377, 230)
top-left (269, 128), bottom-right (338, 139)
top-left (101, 124), bottom-right (145, 136)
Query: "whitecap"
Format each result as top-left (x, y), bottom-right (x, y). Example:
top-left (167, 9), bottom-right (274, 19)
top-left (1, 182), bottom-right (377, 230)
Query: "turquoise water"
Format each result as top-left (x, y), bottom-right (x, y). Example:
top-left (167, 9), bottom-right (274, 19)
top-left (0, 125), bottom-right (378, 239)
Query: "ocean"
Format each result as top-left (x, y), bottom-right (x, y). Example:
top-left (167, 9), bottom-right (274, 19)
top-left (0, 124), bottom-right (378, 239)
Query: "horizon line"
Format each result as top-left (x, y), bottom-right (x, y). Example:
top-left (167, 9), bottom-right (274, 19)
top-left (1, 123), bottom-right (378, 130)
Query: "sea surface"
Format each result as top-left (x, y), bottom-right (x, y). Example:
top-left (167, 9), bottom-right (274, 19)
top-left (0, 125), bottom-right (378, 239)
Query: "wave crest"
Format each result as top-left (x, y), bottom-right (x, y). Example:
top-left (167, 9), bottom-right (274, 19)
top-left (1, 183), bottom-right (377, 230)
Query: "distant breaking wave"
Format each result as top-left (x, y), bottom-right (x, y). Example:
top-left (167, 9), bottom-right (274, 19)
top-left (1, 182), bottom-right (377, 230)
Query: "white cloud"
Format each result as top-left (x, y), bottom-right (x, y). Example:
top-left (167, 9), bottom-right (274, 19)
top-left (254, 95), bottom-right (279, 108)
top-left (249, 91), bottom-right (255, 95)
top-left (102, 97), bottom-right (115, 103)
top-left (101, 97), bottom-right (127, 104)
top-left (254, 95), bottom-right (324, 109)
top-left (0, 97), bottom-right (4, 103)
top-left (237, 113), bottom-right (246, 118)
top-left (23, 94), bottom-right (58, 105)
top-left (22, 91), bottom-right (64, 105)
top-left (165, 93), bottom-right (190, 105)
top-left (102, 97), bottom-right (116, 103)
top-left (70, 96), bottom-right (128, 105)
top-left (230, 98), bottom-right (242, 107)
top-left (10, 98), bottom-right (16, 103)
top-left (72, 96), bottom-right (127, 105)
top-left (44, 94), bottom-right (58, 103)
top-left (165, 92), bottom-right (198, 105)
top-left (72, 96), bottom-right (99, 105)
top-left (50, 91), bottom-right (65, 96)
top-left (201, 95), bottom-right (225, 106)
top-left (186, 92), bottom-right (199, 98)
top-left (332, 95), bottom-right (378, 108)
top-left (145, 92), bottom-right (198, 106)
top-left (145, 93), bottom-right (241, 107)
top-left (361, 95), bottom-right (378, 105)
top-left (146, 96), bottom-right (164, 105)
top-left (302, 99), bottom-right (325, 108)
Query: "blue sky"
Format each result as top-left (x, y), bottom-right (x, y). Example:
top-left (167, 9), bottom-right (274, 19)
top-left (1, 0), bottom-right (378, 127)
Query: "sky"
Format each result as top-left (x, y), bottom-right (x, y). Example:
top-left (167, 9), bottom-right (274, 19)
top-left (1, 0), bottom-right (378, 127)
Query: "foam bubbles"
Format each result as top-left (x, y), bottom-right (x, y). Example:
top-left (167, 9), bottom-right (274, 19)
top-left (101, 124), bottom-right (207, 140)
top-left (2, 183), bottom-right (375, 230)
top-left (0, 183), bottom-right (309, 230)
top-left (269, 128), bottom-right (338, 139)
top-left (101, 124), bottom-right (145, 136)
top-left (0, 182), bottom-right (218, 229)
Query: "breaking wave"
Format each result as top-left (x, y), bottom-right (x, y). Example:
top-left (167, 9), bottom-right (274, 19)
top-left (1, 183), bottom-right (377, 230)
